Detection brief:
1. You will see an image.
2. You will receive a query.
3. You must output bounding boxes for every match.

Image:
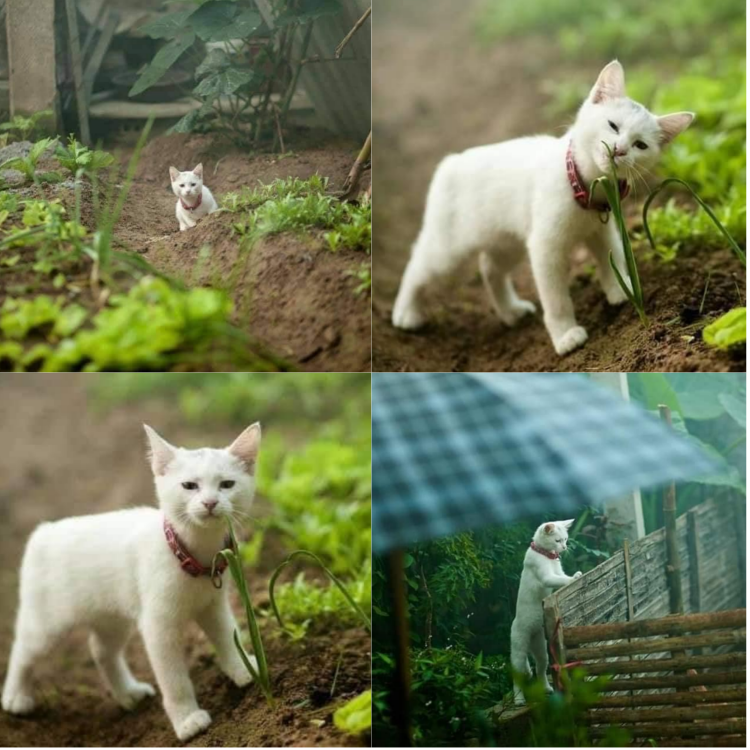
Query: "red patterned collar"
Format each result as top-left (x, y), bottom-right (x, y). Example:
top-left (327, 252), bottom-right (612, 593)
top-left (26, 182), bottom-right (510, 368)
top-left (530, 540), bottom-right (559, 560)
top-left (180, 193), bottom-right (203, 212)
top-left (565, 141), bottom-right (629, 213)
top-left (163, 516), bottom-right (231, 587)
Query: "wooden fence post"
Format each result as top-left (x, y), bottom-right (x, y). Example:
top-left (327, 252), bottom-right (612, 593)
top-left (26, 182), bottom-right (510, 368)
top-left (658, 405), bottom-right (684, 616)
top-left (686, 509), bottom-right (702, 614)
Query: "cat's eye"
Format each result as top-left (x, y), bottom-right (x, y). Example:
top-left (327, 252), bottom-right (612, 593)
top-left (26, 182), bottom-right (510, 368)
top-left (182, 481), bottom-right (198, 490)
top-left (179, 184), bottom-right (184, 188)
top-left (190, 183), bottom-right (196, 187)
top-left (219, 480), bottom-right (235, 489)
top-left (634, 140), bottom-right (648, 150)
top-left (608, 120), bottom-right (619, 133)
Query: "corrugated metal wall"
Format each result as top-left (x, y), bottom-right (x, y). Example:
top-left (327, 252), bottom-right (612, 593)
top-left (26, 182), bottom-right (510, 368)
top-left (257, 0), bottom-right (370, 142)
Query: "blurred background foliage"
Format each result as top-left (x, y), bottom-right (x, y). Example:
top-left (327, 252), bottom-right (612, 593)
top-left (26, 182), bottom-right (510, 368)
top-left (372, 373), bottom-right (745, 746)
top-left (477, 0), bottom-right (745, 261)
top-left (92, 373), bottom-right (371, 639)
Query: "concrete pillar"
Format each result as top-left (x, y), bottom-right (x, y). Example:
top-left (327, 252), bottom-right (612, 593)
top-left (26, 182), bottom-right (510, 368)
top-left (590, 373), bottom-right (646, 544)
top-left (6, 0), bottom-right (60, 132)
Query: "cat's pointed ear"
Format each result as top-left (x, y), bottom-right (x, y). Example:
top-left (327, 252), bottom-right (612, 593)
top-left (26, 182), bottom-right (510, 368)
top-left (559, 519), bottom-right (576, 530)
top-left (228, 422), bottom-right (261, 472)
top-left (543, 522), bottom-right (555, 535)
top-left (143, 424), bottom-right (176, 476)
top-left (657, 112), bottom-right (695, 144)
top-left (590, 60), bottom-right (625, 103)
top-left (169, 166), bottom-right (179, 182)
top-left (193, 163), bottom-right (203, 178)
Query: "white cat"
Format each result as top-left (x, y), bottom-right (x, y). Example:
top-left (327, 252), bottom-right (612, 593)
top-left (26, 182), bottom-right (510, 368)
top-left (170, 162), bottom-right (218, 231)
top-left (392, 61), bottom-right (694, 355)
top-left (1, 423), bottom-right (261, 741)
top-left (510, 519), bottom-right (581, 706)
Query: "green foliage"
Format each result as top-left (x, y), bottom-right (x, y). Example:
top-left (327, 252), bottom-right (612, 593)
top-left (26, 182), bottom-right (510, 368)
top-left (345, 263), bottom-right (371, 295)
top-left (521, 669), bottom-right (629, 746)
top-left (132, 0), bottom-right (342, 147)
top-left (476, 0), bottom-right (744, 61)
top-left (223, 175), bottom-right (371, 253)
top-left (0, 137), bottom-right (61, 185)
top-left (268, 551), bottom-right (371, 639)
top-left (0, 110), bottom-right (54, 141)
top-left (54, 135), bottom-right (115, 177)
top-left (703, 307), bottom-right (746, 350)
top-left (374, 646), bottom-right (509, 746)
top-left (333, 690), bottom-right (372, 735)
top-left (266, 565), bottom-right (371, 640)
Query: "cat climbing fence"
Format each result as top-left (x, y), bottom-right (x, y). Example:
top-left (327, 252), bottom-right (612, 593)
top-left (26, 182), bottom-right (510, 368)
top-left (541, 496), bottom-right (746, 746)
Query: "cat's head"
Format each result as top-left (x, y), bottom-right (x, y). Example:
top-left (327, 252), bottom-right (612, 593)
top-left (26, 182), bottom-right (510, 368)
top-left (533, 519), bottom-right (575, 554)
top-left (169, 164), bottom-right (204, 202)
top-left (573, 60), bottom-right (694, 179)
top-left (143, 424), bottom-right (260, 530)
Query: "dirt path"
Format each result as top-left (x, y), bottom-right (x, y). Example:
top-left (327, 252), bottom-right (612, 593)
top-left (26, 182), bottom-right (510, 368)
top-left (371, 0), bottom-right (745, 372)
top-left (113, 131), bottom-right (371, 373)
top-left (0, 376), bottom-right (369, 747)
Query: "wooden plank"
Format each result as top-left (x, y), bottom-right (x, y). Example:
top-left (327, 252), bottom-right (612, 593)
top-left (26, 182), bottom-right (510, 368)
top-left (582, 651), bottom-right (744, 676)
top-left (564, 608), bottom-right (746, 645)
top-left (603, 670), bottom-right (746, 692)
top-left (669, 738), bottom-right (746, 747)
top-left (585, 703), bottom-right (745, 723)
top-left (687, 508), bottom-right (702, 616)
top-left (567, 629), bottom-right (746, 660)
top-left (589, 719), bottom-right (745, 738)
top-left (543, 596), bottom-right (565, 689)
top-left (593, 687), bottom-right (746, 708)
top-left (623, 538), bottom-right (634, 621)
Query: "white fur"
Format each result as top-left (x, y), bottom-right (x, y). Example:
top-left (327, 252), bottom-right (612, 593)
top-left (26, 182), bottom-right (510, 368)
top-left (170, 163), bottom-right (218, 232)
top-left (1, 423), bottom-right (261, 741)
top-left (510, 519), bottom-right (581, 705)
top-left (392, 60), bottom-right (695, 355)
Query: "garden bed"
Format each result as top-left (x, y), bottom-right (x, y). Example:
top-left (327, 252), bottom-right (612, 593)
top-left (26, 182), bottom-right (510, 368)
top-left (0, 128), bottom-right (371, 372)
top-left (0, 375), bottom-right (370, 747)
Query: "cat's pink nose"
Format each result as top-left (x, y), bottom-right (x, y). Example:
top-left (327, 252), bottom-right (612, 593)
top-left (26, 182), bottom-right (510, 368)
top-left (202, 500), bottom-right (218, 513)
top-left (613, 146), bottom-right (627, 157)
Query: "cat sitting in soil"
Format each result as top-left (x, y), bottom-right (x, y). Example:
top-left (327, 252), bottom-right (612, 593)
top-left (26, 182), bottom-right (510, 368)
top-left (391, 60), bottom-right (695, 355)
top-left (170, 163), bottom-right (218, 231)
top-left (510, 519), bottom-right (581, 705)
top-left (1, 424), bottom-right (261, 742)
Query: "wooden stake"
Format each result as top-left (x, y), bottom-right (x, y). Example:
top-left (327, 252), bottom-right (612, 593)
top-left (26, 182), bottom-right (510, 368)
top-left (335, 6), bottom-right (371, 58)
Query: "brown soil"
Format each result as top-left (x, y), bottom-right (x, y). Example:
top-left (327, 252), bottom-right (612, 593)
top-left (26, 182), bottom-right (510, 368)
top-left (119, 131), bottom-right (372, 373)
top-left (371, 0), bottom-right (746, 373)
top-left (0, 375), bottom-right (370, 747)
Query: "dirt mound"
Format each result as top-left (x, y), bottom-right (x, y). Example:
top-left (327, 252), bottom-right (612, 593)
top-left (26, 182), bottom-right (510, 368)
top-left (115, 130), bottom-right (371, 372)
top-left (0, 375), bottom-right (370, 748)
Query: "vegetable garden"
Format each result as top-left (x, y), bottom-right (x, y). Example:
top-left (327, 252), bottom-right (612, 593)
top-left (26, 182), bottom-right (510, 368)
top-left (0, 373), bottom-right (372, 746)
top-left (372, 0), bottom-right (745, 372)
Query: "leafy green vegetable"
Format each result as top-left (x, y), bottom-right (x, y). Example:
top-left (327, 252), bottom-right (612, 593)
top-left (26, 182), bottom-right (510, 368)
top-left (333, 690), bottom-right (371, 735)
top-left (703, 307), bottom-right (746, 349)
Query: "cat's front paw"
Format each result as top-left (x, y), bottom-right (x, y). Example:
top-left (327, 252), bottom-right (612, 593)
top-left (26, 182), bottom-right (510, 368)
top-left (116, 680), bottom-right (156, 710)
top-left (553, 326), bottom-right (588, 355)
top-left (176, 709), bottom-right (212, 741)
top-left (605, 284), bottom-right (629, 305)
top-left (2, 690), bottom-right (35, 715)
top-left (498, 299), bottom-right (537, 326)
top-left (573, 571), bottom-right (583, 579)
top-left (228, 658), bottom-right (255, 688)
top-left (392, 304), bottom-right (426, 331)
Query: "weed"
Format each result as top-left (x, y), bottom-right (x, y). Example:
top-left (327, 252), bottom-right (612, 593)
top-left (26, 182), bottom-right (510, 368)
top-left (333, 690), bottom-right (371, 735)
top-left (0, 110), bottom-right (54, 142)
top-left (54, 135), bottom-right (115, 178)
top-left (345, 263), bottom-right (371, 295)
top-left (214, 519), bottom-right (273, 702)
top-left (0, 138), bottom-right (61, 185)
top-left (703, 307), bottom-right (746, 349)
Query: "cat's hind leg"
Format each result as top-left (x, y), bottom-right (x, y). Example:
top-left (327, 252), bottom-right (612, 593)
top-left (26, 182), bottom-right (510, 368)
top-left (392, 246), bottom-right (434, 330)
top-left (89, 621), bottom-right (155, 710)
top-left (479, 251), bottom-right (536, 326)
top-left (1, 607), bottom-right (61, 714)
top-left (529, 628), bottom-right (554, 694)
top-left (509, 620), bottom-right (533, 706)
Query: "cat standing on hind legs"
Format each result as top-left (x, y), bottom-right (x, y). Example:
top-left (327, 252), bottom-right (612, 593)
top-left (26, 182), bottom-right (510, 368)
top-left (392, 60), bottom-right (694, 355)
top-left (2, 423), bottom-right (261, 741)
top-left (170, 162), bottom-right (218, 231)
top-left (510, 520), bottom-right (582, 705)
